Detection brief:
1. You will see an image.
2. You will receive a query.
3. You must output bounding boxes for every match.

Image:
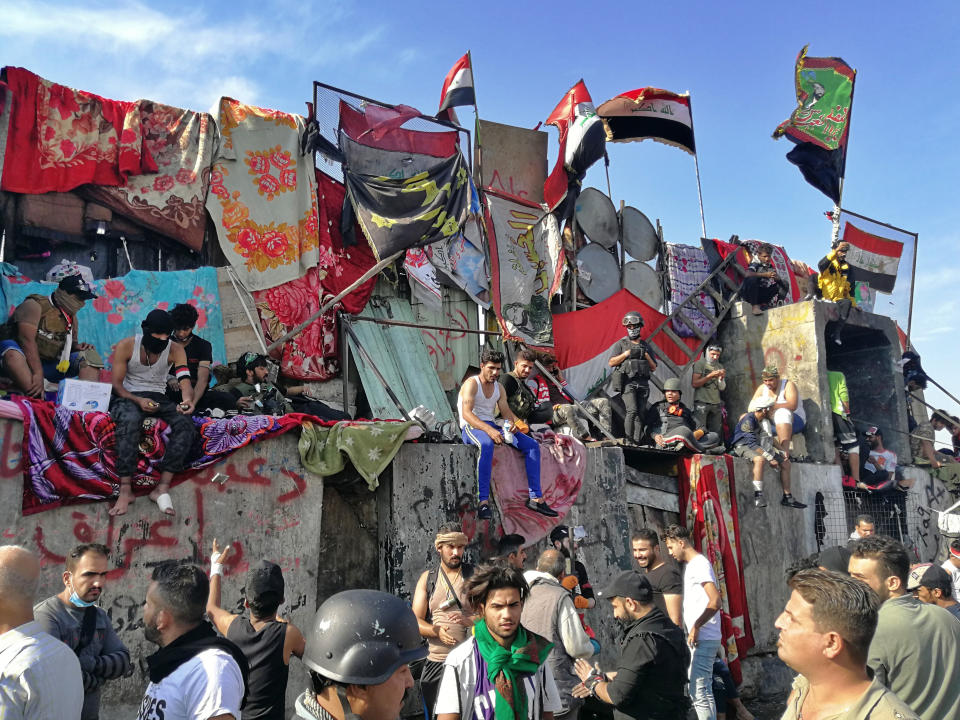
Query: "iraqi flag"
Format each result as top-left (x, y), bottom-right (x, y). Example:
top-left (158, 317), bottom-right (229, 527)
top-left (597, 88), bottom-right (695, 154)
top-left (552, 289), bottom-right (698, 400)
top-left (543, 80), bottom-right (606, 213)
top-left (842, 221), bottom-right (904, 293)
top-left (438, 53), bottom-right (475, 113)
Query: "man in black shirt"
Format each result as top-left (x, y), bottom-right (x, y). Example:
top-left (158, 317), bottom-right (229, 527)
top-left (609, 312), bottom-right (658, 444)
top-left (169, 303), bottom-right (236, 413)
top-left (631, 529), bottom-right (682, 627)
top-left (572, 571), bottom-right (690, 720)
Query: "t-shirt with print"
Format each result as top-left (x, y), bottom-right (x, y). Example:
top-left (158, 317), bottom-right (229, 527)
top-left (644, 561), bottom-right (683, 623)
top-left (136, 648), bottom-right (243, 720)
top-left (681, 553), bottom-right (721, 641)
top-left (864, 449), bottom-right (897, 475)
top-left (434, 636), bottom-right (562, 720)
top-left (747, 260), bottom-right (778, 288)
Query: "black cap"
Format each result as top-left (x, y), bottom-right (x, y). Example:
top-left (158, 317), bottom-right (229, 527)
top-left (246, 560), bottom-right (284, 602)
top-left (549, 525), bottom-right (570, 543)
top-left (597, 571), bottom-right (653, 603)
top-left (141, 309), bottom-right (174, 335)
top-left (58, 273), bottom-right (97, 300)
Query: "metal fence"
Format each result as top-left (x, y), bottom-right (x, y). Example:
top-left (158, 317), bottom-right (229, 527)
top-left (814, 489), bottom-right (923, 558)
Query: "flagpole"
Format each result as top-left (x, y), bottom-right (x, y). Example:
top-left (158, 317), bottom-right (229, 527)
top-left (906, 233), bottom-right (918, 343)
top-left (832, 69), bottom-right (856, 247)
top-left (687, 93), bottom-right (707, 238)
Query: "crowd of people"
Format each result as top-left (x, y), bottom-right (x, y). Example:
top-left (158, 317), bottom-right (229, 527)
top-left (7, 519), bottom-right (959, 720)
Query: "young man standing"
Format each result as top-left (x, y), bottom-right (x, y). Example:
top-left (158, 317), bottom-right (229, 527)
top-left (33, 543), bottom-right (131, 720)
top-left (775, 568), bottom-right (918, 720)
top-left (691, 344), bottom-right (726, 437)
top-left (631, 528), bottom-right (682, 627)
top-left (664, 525), bottom-right (722, 720)
top-left (828, 369), bottom-right (861, 487)
top-left (435, 564), bottom-right (561, 720)
top-left (608, 311), bottom-right (657, 444)
top-left (497, 534), bottom-right (528, 571)
top-left (458, 349), bottom-right (557, 520)
top-left (413, 524), bottom-right (474, 718)
top-left (205, 540), bottom-right (306, 720)
top-left (848, 535), bottom-right (960, 720)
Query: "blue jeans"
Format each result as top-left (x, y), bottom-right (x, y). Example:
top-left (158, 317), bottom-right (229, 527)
top-left (689, 638), bottom-right (721, 720)
top-left (0, 339), bottom-right (82, 381)
top-left (461, 420), bottom-right (542, 503)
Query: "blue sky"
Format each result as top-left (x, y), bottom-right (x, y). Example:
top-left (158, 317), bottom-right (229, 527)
top-left (3, 0), bottom-right (958, 444)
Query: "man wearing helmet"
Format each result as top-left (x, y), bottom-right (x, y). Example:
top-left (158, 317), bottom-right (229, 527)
top-left (295, 589), bottom-right (427, 720)
top-left (608, 312), bottom-right (657, 444)
top-left (643, 378), bottom-right (722, 453)
top-left (729, 396), bottom-right (805, 509)
top-left (691, 345), bottom-right (726, 437)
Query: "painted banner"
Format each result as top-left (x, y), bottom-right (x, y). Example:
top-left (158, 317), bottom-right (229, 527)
top-left (597, 87), bottom-right (695, 154)
top-left (485, 190), bottom-right (564, 347)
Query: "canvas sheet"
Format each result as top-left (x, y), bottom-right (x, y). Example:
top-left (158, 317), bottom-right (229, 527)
top-left (82, 101), bottom-right (216, 252)
top-left (207, 98), bottom-right (320, 291)
top-left (1, 67), bottom-right (156, 194)
top-left (664, 243), bottom-right (716, 338)
top-left (486, 190), bottom-right (564, 347)
top-left (1, 267), bottom-right (227, 370)
top-left (678, 454), bottom-right (755, 684)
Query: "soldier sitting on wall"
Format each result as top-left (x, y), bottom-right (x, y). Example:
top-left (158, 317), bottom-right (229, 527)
top-left (643, 378), bottom-right (723, 454)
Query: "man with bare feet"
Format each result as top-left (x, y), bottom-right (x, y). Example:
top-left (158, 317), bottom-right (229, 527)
top-left (109, 309), bottom-right (196, 517)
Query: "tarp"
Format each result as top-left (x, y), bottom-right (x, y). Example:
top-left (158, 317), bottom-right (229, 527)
top-left (1, 267), bottom-right (228, 369)
top-left (347, 295), bottom-right (456, 433)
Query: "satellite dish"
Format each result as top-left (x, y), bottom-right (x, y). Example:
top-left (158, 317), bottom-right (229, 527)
top-left (574, 188), bottom-right (618, 248)
top-left (576, 244), bottom-right (620, 303)
top-left (623, 261), bottom-right (662, 309)
top-left (620, 206), bottom-right (658, 262)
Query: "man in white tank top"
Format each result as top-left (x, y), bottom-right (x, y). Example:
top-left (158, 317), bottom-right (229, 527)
top-left (749, 365), bottom-right (807, 508)
top-left (108, 309), bottom-right (197, 517)
top-left (457, 349), bottom-right (558, 521)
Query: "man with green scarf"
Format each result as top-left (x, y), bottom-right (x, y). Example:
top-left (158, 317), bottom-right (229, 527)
top-left (435, 563), bottom-right (562, 720)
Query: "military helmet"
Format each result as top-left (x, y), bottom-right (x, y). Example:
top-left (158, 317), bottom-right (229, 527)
top-left (662, 378), bottom-right (682, 393)
top-left (622, 311), bottom-right (644, 327)
top-left (303, 589), bottom-right (426, 686)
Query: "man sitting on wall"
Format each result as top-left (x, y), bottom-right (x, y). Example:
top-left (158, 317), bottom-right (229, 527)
top-left (0, 273), bottom-right (105, 396)
top-left (167, 303), bottom-right (236, 413)
top-left (643, 378), bottom-right (722, 453)
top-left (750, 365), bottom-right (806, 463)
top-left (229, 352), bottom-right (348, 421)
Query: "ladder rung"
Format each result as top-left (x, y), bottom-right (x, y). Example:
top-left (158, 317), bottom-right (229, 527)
top-left (718, 272), bottom-right (741, 294)
top-left (676, 312), bottom-right (711, 343)
top-left (659, 325), bottom-right (698, 359)
top-left (693, 297), bottom-right (718, 321)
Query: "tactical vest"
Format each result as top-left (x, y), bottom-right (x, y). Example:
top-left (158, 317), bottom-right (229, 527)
top-left (1, 294), bottom-right (70, 361)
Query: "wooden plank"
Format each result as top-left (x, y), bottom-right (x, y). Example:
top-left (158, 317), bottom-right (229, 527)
top-left (660, 325), bottom-right (697, 359)
top-left (626, 483), bottom-right (680, 513)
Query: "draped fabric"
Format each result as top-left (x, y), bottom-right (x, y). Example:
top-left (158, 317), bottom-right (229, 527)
top-left (678, 454), bottom-right (755, 684)
top-left (1, 66), bottom-right (157, 193)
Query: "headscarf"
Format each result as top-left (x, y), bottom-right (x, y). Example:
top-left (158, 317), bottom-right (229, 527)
top-left (473, 619), bottom-right (552, 720)
top-left (434, 532), bottom-right (468, 550)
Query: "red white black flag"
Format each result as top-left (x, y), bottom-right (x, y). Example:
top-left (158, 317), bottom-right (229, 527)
top-left (438, 53), bottom-right (475, 113)
top-left (543, 80), bottom-right (606, 212)
top-left (597, 88), bottom-right (695, 154)
top-left (842, 221), bottom-right (904, 294)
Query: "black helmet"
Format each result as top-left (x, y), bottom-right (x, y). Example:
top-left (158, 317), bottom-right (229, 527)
top-left (303, 589), bottom-right (426, 686)
top-left (622, 311), bottom-right (643, 328)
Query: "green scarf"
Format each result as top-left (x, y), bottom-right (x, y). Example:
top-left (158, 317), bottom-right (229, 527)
top-left (473, 619), bottom-right (553, 720)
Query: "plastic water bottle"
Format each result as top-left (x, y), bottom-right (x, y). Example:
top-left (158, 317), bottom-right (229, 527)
top-left (502, 420), bottom-right (515, 445)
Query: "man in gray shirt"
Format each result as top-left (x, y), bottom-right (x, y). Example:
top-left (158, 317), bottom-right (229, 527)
top-left (34, 543), bottom-right (131, 720)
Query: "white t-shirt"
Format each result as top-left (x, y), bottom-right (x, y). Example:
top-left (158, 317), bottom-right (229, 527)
top-left (681, 553), bottom-right (722, 641)
top-left (865, 449), bottom-right (898, 474)
top-left (434, 636), bottom-right (563, 720)
top-left (941, 559), bottom-right (960, 603)
top-left (136, 648), bottom-right (244, 720)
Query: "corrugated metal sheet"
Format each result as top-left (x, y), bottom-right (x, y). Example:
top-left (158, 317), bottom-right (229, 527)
top-left (411, 286), bottom-right (481, 391)
top-left (348, 294), bottom-right (457, 432)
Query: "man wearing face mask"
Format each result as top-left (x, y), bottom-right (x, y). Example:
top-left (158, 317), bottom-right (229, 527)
top-left (0, 273), bottom-right (105, 397)
top-left (33, 543), bottom-right (131, 720)
top-left (109, 308), bottom-right (197, 517)
top-left (609, 312), bottom-right (658, 445)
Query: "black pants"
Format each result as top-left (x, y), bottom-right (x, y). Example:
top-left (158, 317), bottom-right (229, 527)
top-left (167, 386), bottom-right (238, 413)
top-left (418, 659), bottom-right (446, 719)
top-left (622, 384), bottom-right (648, 443)
top-left (740, 276), bottom-right (780, 306)
top-left (290, 397), bottom-right (350, 421)
top-left (109, 392), bottom-right (196, 477)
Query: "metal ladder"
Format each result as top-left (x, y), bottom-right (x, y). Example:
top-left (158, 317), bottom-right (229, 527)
top-left (645, 236), bottom-right (746, 380)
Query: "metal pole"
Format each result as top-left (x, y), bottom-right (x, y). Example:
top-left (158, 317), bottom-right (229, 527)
top-left (687, 94), bottom-right (707, 239)
top-left (926, 375), bottom-right (960, 413)
top-left (349, 315), bottom-right (501, 336)
top-left (340, 318), bottom-right (413, 423)
top-left (265, 250), bottom-right (402, 353)
top-left (226, 267), bottom-right (269, 355)
top-left (339, 313), bottom-right (352, 419)
top-left (906, 233), bottom-right (919, 344)
top-left (532, 359), bottom-right (617, 442)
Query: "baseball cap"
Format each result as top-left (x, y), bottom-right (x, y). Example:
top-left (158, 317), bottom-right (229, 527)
top-left (906, 563), bottom-right (935, 591)
top-left (58, 273), bottom-right (98, 300)
top-left (246, 560), bottom-right (284, 602)
top-left (597, 571), bottom-right (653, 603)
top-left (549, 525), bottom-right (587, 544)
top-left (864, 426), bottom-right (880, 437)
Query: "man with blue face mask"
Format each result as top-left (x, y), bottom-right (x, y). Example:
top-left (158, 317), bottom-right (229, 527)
top-left (34, 543), bottom-right (131, 720)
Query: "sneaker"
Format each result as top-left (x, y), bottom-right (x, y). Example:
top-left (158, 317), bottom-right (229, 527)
top-left (525, 499), bottom-right (559, 517)
top-left (780, 495), bottom-right (807, 509)
top-left (477, 503), bottom-right (492, 520)
top-left (754, 491), bottom-right (767, 508)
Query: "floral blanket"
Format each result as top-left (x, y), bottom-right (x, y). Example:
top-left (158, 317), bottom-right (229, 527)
top-left (15, 396), bottom-right (321, 515)
top-left (664, 243), bottom-right (716, 338)
top-left (252, 171), bottom-right (377, 380)
top-left (207, 98), bottom-right (320, 291)
top-left (1, 267), bottom-right (227, 371)
top-left (1, 66), bottom-right (156, 193)
top-left (678, 454), bottom-right (755, 684)
top-left (81, 101), bottom-right (216, 252)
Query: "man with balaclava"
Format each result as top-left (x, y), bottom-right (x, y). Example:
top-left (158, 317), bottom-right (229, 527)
top-left (0, 272), bottom-right (105, 396)
top-left (108, 308), bottom-right (197, 517)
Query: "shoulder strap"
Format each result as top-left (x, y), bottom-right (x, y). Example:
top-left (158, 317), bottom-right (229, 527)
top-left (425, 567), bottom-right (440, 622)
top-left (438, 569), bottom-right (464, 611)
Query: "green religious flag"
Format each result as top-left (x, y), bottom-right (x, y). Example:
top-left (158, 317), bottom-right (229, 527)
top-left (773, 45), bottom-right (856, 152)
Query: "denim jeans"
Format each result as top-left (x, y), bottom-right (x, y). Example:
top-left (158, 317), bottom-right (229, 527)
top-left (688, 638), bottom-right (721, 720)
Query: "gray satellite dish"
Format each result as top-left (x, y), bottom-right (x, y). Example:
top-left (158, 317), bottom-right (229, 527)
top-left (574, 188), bottom-right (618, 248)
top-left (620, 206), bottom-right (658, 262)
top-left (623, 261), bottom-right (662, 309)
top-left (576, 244), bottom-right (620, 303)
